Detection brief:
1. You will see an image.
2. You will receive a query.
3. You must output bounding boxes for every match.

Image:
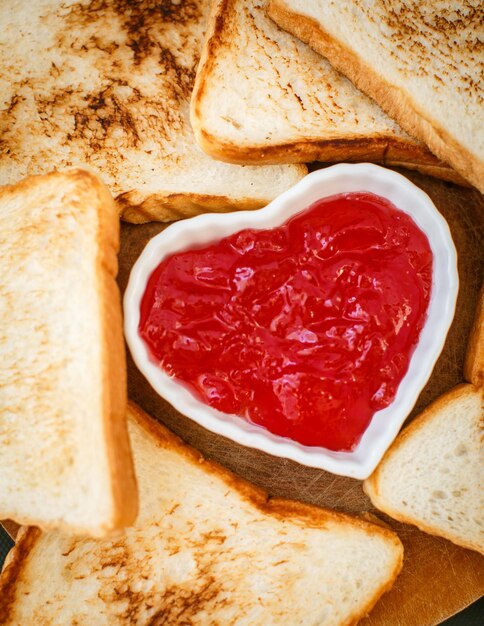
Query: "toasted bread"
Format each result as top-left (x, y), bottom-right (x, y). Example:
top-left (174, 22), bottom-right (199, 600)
top-left (465, 285), bottom-right (484, 387)
top-left (267, 0), bottom-right (483, 191)
top-left (365, 385), bottom-right (484, 555)
top-left (0, 169), bottom-right (137, 536)
top-left (0, 402), bottom-right (403, 625)
top-left (190, 0), bottom-right (461, 184)
top-left (0, 0), bottom-right (305, 224)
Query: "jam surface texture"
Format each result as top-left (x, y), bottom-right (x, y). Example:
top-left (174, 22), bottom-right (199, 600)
top-left (139, 192), bottom-right (432, 451)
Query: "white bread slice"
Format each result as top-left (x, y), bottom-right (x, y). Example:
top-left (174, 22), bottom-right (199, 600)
top-left (0, 402), bottom-right (404, 625)
top-left (365, 385), bottom-right (484, 555)
top-left (0, 169), bottom-right (138, 536)
top-left (191, 0), bottom-right (460, 184)
top-left (0, 1), bottom-right (305, 224)
top-left (465, 285), bottom-right (484, 387)
top-left (267, 0), bottom-right (483, 192)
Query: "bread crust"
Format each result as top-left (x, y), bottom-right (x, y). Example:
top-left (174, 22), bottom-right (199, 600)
top-left (364, 384), bottom-right (484, 555)
top-left (268, 0), bottom-right (483, 192)
top-left (0, 527), bottom-right (41, 623)
top-left (117, 185), bottom-right (305, 224)
top-left (464, 285), bottom-right (484, 387)
top-left (90, 170), bottom-right (139, 530)
top-left (118, 166), bottom-right (463, 226)
top-left (191, 0), bottom-right (462, 185)
top-left (195, 127), bottom-right (466, 185)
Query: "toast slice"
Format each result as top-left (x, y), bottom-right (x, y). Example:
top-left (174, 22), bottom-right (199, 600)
top-left (465, 285), bottom-right (484, 387)
top-left (267, 0), bottom-right (483, 191)
top-left (0, 169), bottom-right (137, 536)
top-left (0, 1), bottom-right (305, 224)
top-left (0, 402), bottom-right (404, 625)
top-left (365, 385), bottom-right (484, 555)
top-left (190, 0), bottom-right (459, 183)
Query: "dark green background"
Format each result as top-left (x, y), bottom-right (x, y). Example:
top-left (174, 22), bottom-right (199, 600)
top-left (0, 527), bottom-right (481, 623)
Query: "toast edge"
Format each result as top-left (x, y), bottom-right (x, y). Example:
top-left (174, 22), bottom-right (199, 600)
top-left (364, 384), bottom-right (484, 555)
top-left (0, 526), bottom-right (41, 623)
top-left (117, 186), bottom-right (305, 224)
top-left (267, 0), bottom-right (484, 192)
top-left (464, 284), bottom-right (484, 387)
top-left (193, 127), bottom-right (465, 185)
top-left (92, 170), bottom-right (139, 532)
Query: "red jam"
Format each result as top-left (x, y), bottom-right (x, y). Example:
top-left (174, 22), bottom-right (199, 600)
top-left (139, 193), bottom-right (432, 451)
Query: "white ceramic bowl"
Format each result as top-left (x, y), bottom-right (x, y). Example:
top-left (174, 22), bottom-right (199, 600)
top-left (124, 164), bottom-right (458, 479)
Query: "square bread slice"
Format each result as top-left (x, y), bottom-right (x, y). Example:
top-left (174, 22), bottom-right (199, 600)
top-left (0, 169), bottom-right (138, 536)
top-left (267, 0), bottom-right (483, 191)
top-left (0, 0), bottom-right (305, 224)
top-left (190, 0), bottom-right (459, 183)
top-left (0, 402), bottom-right (403, 626)
top-left (365, 385), bottom-right (484, 555)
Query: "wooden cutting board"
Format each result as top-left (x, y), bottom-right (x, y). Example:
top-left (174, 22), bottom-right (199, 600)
top-left (118, 168), bottom-right (484, 626)
top-left (2, 168), bottom-right (481, 624)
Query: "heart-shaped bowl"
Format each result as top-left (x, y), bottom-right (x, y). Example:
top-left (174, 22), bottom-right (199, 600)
top-left (124, 164), bottom-right (458, 479)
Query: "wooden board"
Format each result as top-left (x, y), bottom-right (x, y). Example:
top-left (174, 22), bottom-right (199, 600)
top-left (118, 168), bottom-right (484, 626)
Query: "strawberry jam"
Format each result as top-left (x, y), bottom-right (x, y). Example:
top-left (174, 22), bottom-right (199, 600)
top-left (139, 193), bottom-right (432, 451)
